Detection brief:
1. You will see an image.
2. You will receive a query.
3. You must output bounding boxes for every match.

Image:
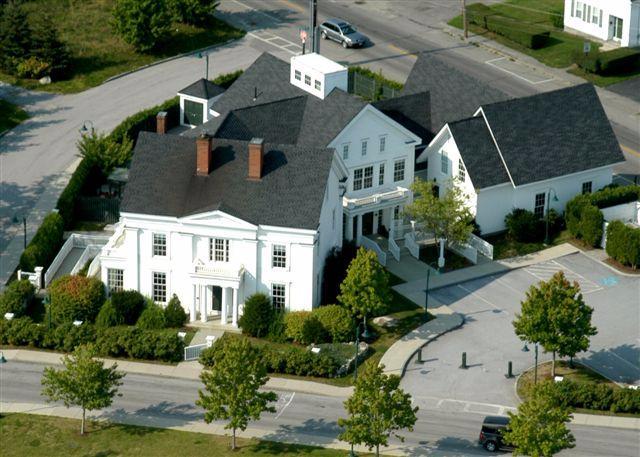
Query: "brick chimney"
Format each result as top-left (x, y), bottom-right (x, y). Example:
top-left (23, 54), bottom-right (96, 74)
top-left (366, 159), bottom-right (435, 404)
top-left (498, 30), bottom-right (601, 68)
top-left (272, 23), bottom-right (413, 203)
top-left (156, 111), bottom-right (168, 135)
top-left (247, 138), bottom-right (264, 180)
top-left (196, 133), bottom-right (213, 176)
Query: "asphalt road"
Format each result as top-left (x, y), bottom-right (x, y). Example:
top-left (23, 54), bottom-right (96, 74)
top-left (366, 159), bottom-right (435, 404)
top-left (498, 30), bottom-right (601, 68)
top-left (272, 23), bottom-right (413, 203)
top-left (2, 361), bottom-right (638, 456)
top-left (401, 253), bottom-right (640, 407)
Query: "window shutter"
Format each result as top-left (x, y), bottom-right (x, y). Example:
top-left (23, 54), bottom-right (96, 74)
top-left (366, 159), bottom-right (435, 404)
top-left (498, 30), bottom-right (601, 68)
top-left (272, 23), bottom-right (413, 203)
top-left (571, 0), bottom-right (575, 17)
top-left (599, 10), bottom-right (602, 27)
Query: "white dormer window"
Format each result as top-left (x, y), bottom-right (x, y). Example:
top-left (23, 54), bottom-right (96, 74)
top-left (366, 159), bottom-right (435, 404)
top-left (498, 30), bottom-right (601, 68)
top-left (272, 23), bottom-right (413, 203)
top-left (379, 136), bottom-right (386, 152)
top-left (361, 139), bottom-right (368, 156)
top-left (304, 74), bottom-right (311, 86)
top-left (441, 150), bottom-right (448, 175)
top-left (314, 80), bottom-right (321, 91)
top-left (458, 160), bottom-right (466, 182)
top-left (342, 143), bottom-right (350, 160)
top-left (294, 70), bottom-right (301, 81)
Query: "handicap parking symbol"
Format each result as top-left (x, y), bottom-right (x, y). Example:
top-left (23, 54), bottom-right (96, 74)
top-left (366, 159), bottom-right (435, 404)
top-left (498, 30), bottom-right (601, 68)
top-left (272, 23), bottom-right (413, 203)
top-left (599, 276), bottom-right (619, 287)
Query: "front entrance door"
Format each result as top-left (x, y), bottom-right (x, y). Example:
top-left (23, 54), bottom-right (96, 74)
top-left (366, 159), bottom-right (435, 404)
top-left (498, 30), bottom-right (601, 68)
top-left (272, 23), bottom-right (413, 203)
top-left (362, 212), bottom-right (374, 236)
top-left (211, 286), bottom-right (222, 312)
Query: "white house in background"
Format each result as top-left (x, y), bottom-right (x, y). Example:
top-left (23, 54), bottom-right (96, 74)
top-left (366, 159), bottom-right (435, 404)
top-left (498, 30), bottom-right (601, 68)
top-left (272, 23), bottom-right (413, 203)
top-left (564, 0), bottom-right (640, 47)
top-left (178, 78), bottom-right (225, 127)
top-left (97, 133), bottom-right (344, 325)
top-left (417, 84), bottom-right (626, 235)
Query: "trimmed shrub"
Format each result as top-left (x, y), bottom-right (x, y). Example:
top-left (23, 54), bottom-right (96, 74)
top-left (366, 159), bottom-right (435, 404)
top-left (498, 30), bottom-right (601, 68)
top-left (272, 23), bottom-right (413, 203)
top-left (565, 194), bottom-right (591, 238)
top-left (94, 326), bottom-right (183, 362)
top-left (606, 220), bottom-right (640, 269)
top-left (313, 305), bottom-right (355, 343)
top-left (589, 185), bottom-right (640, 209)
top-left (56, 158), bottom-right (99, 228)
top-left (284, 311), bottom-right (327, 345)
top-left (212, 70), bottom-right (243, 89)
top-left (2, 316), bottom-right (44, 347)
top-left (110, 290), bottom-right (146, 325)
top-left (266, 310), bottom-right (287, 343)
top-left (19, 212), bottom-right (64, 271)
top-left (238, 293), bottom-right (274, 338)
top-left (95, 299), bottom-right (123, 328)
top-left (136, 302), bottom-right (167, 330)
top-left (599, 47), bottom-right (640, 75)
top-left (0, 279), bottom-right (35, 317)
top-left (466, 5), bottom-right (550, 49)
top-left (259, 344), bottom-right (341, 378)
top-left (579, 204), bottom-right (604, 247)
top-left (109, 97), bottom-right (179, 147)
top-left (49, 275), bottom-right (105, 324)
top-left (42, 322), bottom-right (96, 352)
top-left (164, 294), bottom-right (187, 328)
top-left (504, 208), bottom-right (543, 242)
top-left (544, 380), bottom-right (640, 414)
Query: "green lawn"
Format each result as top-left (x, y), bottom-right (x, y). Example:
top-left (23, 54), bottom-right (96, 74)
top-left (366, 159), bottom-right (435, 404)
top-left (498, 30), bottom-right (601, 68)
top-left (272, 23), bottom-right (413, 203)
top-left (0, 99), bottom-right (29, 132)
top-left (484, 230), bottom-right (572, 260)
top-left (0, 413), bottom-right (353, 457)
top-left (0, 1), bottom-right (245, 94)
top-left (450, 1), bottom-right (640, 85)
top-left (419, 245), bottom-right (472, 272)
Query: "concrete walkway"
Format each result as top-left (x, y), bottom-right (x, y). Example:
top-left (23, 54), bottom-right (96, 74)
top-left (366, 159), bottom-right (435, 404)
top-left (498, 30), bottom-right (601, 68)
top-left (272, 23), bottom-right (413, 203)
top-left (1, 348), bottom-right (352, 398)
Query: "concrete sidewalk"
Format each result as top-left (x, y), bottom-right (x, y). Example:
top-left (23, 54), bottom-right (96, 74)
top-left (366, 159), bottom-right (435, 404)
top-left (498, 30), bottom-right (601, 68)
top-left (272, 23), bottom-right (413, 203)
top-left (393, 243), bottom-right (580, 307)
top-left (1, 348), bottom-right (352, 398)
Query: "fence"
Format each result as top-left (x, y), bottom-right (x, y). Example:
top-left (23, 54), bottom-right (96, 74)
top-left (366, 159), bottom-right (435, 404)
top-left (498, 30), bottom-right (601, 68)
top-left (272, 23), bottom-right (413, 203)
top-left (348, 71), bottom-right (399, 101)
top-left (45, 234), bottom-right (111, 285)
top-left (18, 267), bottom-right (43, 290)
top-left (76, 197), bottom-right (120, 224)
top-left (388, 236), bottom-right (401, 261)
top-left (468, 233), bottom-right (494, 260)
top-left (404, 232), bottom-right (420, 259)
top-left (184, 343), bottom-right (208, 361)
top-left (360, 236), bottom-right (387, 266)
top-left (450, 242), bottom-right (478, 264)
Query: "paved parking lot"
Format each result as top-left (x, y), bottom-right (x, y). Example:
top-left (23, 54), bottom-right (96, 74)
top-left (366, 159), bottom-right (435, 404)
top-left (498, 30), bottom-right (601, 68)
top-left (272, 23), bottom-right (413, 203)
top-left (401, 253), bottom-right (640, 407)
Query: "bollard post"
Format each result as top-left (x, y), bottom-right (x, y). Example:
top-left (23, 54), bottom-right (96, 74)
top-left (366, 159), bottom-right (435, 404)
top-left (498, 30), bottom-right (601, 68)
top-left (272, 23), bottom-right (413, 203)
top-left (505, 361), bottom-right (513, 378)
top-left (416, 348), bottom-right (423, 364)
top-left (459, 352), bottom-right (468, 369)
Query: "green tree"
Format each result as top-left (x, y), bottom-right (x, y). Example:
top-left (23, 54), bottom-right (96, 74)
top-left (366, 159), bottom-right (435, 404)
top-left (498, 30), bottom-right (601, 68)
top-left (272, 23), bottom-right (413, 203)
top-left (513, 271), bottom-right (597, 377)
top-left (30, 12), bottom-right (71, 79)
top-left (338, 247), bottom-right (391, 323)
top-left (170, 0), bottom-right (219, 25)
top-left (164, 294), bottom-right (187, 327)
top-left (136, 301), bottom-right (167, 330)
top-left (112, 0), bottom-right (172, 52)
top-left (95, 299), bottom-right (123, 328)
top-left (77, 128), bottom-right (133, 173)
top-left (0, 279), bottom-right (35, 317)
top-left (238, 293), bottom-right (274, 338)
top-left (338, 364), bottom-right (418, 457)
top-left (41, 345), bottom-right (125, 435)
top-left (404, 178), bottom-right (474, 268)
top-left (49, 275), bottom-right (106, 324)
top-left (0, 1), bottom-right (32, 73)
top-left (503, 382), bottom-right (575, 456)
top-left (196, 336), bottom-right (276, 450)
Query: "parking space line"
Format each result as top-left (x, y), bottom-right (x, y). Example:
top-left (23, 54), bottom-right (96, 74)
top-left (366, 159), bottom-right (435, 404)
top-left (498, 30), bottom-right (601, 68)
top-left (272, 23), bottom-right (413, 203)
top-left (525, 260), bottom-right (603, 294)
top-left (485, 57), bottom-right (555, 85)
top-left (248, 32), bottom-right (300, 54)
top-left (457, 284), bottom-right (509, 315)
top-left (274, 392), bottom-right (295, 419)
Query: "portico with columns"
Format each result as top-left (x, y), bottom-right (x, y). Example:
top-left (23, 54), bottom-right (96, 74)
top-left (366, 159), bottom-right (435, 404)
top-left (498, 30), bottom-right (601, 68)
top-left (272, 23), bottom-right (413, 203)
top-left (189, 262), bottom-right (245, 327)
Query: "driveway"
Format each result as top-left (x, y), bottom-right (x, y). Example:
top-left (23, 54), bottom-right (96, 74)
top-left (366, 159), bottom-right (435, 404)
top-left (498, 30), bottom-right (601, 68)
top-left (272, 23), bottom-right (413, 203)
top-left (401, 252), bottom-right (640, 407)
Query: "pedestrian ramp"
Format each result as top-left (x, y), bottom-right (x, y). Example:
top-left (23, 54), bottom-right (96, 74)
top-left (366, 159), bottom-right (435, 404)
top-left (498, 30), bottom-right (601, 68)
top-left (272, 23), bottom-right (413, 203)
top-left (524, 260), bottom-right (603, 294)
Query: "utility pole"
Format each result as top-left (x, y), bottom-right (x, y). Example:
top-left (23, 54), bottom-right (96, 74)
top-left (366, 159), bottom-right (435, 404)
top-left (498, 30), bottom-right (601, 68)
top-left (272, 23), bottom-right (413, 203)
top-left (461, 0), bottom-right (468, 39)
top-left (309, 0), bottom-right (318, 53)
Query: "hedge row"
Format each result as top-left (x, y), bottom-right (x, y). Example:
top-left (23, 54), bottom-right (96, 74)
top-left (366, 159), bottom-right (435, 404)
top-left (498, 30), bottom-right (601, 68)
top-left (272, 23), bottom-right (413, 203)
top-left (552, 380), bottom-right (640, 414)
top-left (109, 97), bottom-right (180, 146)
top-left (284, 306), bottom-right (355, 345)
top-left (575, 47), bottom-right (640, 76)
top-left (0, 317), bottom-right (184, 362)
top-left (200, 341), bottom-right (342, 378)
top-left (606, 220), bottom-right (640, 269)
top-left (18, 212), bottom-right (64, 272)
top-left (587, 185), bottom-right (640, 209)
top-left (467, 4), bottom-right (550, 49)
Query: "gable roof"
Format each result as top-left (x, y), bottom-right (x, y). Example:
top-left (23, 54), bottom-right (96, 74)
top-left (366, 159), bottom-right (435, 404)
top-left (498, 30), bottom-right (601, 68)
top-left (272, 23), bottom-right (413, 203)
top-left (480, 84), bottom-right (625, 186)
top-left (121, 132), bottom-right (335, 230)
top-left (402, 52), bottom-right (509, 133)
top-left (373, 91), bottom-right (431, 144)
top-left (178, 78), bottom-right (225, 100)
top-left (448, 117), bottom-right (510, 189)
top-left (188, 53), bottom-right (425, 147)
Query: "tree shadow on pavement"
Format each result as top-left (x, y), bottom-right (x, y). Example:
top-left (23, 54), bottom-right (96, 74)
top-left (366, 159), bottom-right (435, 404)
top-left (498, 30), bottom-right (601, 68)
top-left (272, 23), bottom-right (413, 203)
top-left (261, 418), bottom-right (341, 448)
top-left (581, 344), bottom-right (640, 384)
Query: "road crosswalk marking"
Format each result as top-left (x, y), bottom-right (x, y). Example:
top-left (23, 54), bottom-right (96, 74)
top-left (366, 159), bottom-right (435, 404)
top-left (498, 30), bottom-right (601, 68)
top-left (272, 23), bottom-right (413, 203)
top-left (524, 260), bottom-right (603, 294)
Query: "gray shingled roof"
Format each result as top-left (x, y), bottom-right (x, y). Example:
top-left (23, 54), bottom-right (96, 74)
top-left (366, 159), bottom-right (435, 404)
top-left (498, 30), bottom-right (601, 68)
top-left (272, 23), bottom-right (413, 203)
top-left (121, 132), bottom-right (335, 230)
top-left (448, 117), bottom-right (510, 189)
top-left (481, 84), bottom-right (625, 186)
top-left (402, 52), bottom-right (509, 133)
top-left (373, 91), bottom-right (431, 143)
top-left (188, 53), bottom-right (424, 146)
top-left (178, 78), bottom-right (226, 100)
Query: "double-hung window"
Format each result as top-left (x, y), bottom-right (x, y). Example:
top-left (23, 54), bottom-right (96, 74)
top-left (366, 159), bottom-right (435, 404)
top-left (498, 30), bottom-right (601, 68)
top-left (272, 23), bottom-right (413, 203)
top-left (272, 244), bottom-right (287, 269)
top-left (576, 1), bottom-right (583, 20)
top-left (304, 74), bottom-right (311, 86)
top-left (592, 7), bottom-right (599, 25)
top-left (271, 283), bottom-right (286, 312)
top-left (107, 268), bottom-right (124, 292)
top-left (294, 69), bottom-right (301, 81)
top-left (152, 272), bottom-right (167, 303)
top-left (534, 193), bottom-right (546, 219)
top-left (582, 181), bottom-right (592, 194)
top-left (361, 139), bottom-right (368, 156)
top-left (314, 79), bottom-right (322, 91)
top-left (393, 159), bottom-right (405, 182)
top-left (353, 168), bottom-right (364, 191)
top-left (458, 160), bottom-right (466, 182)
top-left (209, 238), bottom-right (229, 262)
top-left (152, 233), bottom-right (166, 257)
top-left (379, 163), bottom-right (385, 186)
top-left (379, 136), bottom-right (386, 153)
top-left (363, 166), bottom-right (373, 189)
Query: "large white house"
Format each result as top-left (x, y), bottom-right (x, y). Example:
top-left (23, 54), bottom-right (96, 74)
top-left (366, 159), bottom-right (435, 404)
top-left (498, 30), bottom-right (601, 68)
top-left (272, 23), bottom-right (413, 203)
top-left (97, 52), bottom-right (427, 324)
top-left (418, 84), bottom-right (626, 234)
top-left (564, 0), bottom-right (640, 47)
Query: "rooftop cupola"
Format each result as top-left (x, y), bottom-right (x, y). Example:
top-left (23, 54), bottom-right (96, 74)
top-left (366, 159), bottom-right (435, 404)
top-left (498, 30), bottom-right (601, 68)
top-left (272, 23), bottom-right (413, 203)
top-left (290, 53), bottom-right (348, 100)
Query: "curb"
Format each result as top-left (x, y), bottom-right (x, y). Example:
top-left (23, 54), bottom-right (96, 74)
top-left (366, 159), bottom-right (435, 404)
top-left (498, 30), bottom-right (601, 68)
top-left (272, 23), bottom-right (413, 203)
top-left (102, 37), bottom-right (242, 84)
top-left (579, 249), bottom-right (640, 278)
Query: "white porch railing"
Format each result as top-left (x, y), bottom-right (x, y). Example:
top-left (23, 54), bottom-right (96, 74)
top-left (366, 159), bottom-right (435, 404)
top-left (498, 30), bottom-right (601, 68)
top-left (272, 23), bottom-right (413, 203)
top-left (193, 262), bottom-right (245, 280)
top-left (184, 343), bottom-right (207, 361)
top-left (18, 267), bottom-right (43, 290)
top-left (71, 245), bottom-right (103, 275)
top-left (391, 218), bottom-right (413, 240)
top-left (344, 188), bottom-right (409, 210)
top-left (388, 236), bottom-right (400, 261)
top-left (404, 232), bottom-right (420, 259)
top-left (45, 234), bottom-right (110, 286)
top-left (468, 233), bottom-right (494, 260)
top-left (360, 236), bottom-right (387, 266)
top-left (450, 242), bottom-right (478, 264)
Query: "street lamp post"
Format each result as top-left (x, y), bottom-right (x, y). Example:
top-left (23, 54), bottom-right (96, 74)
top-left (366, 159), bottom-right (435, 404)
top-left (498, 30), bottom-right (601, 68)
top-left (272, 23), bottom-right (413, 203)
top-left (425, 261), bottom-right (440, 321)
top-left (197, 51), bottom-right (210, 79)
top-left (544, 188), bottom-right (559, 245)
top-left (349, 319), bottom-right (371, 457)
top-left (522, 342), bottom-right (539, 384)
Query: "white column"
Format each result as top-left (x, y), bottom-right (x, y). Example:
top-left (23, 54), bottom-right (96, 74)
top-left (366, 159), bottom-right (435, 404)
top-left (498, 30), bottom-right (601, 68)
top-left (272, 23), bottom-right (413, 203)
top-left (345, 215), bottom-right (353, 240)
top-left (221, 287), bottom-right (230, 325)
top-left (373, 211), bottom-right (379, 235)
top-left (231, 288), bottom-right (239, 327)
top-left (199, 285), bottom-right (207, 323)
top-left (189, 284), bottom-right (197, 322)
top-left (356, 214), bottom-right (363, 244)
